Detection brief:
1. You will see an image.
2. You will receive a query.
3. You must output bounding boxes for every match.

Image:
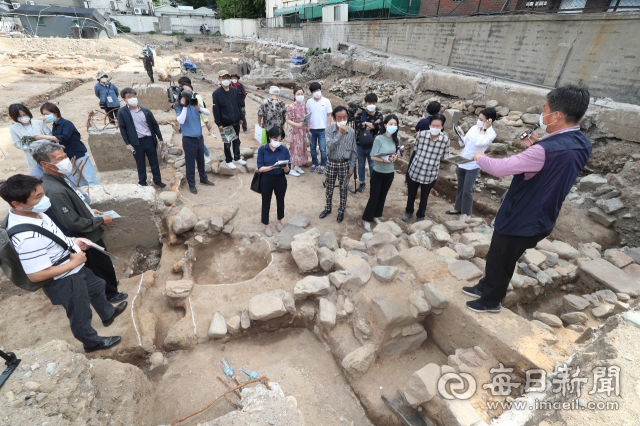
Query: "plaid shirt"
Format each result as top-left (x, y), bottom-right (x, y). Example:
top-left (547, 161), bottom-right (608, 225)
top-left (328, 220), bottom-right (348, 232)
top-left (407, 131), bottom-right (450, 184)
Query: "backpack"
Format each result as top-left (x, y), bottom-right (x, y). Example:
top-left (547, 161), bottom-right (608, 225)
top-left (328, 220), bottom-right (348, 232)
top-left (357, 111), bottom-right (375, 148)
top-left (0, 216), bottom-right (76, 292)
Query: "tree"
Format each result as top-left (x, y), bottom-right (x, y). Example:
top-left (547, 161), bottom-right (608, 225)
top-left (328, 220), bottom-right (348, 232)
top-left (216, 0), bottom-right (265, 18)
top-left (178, 0), bottom-right (217, 9)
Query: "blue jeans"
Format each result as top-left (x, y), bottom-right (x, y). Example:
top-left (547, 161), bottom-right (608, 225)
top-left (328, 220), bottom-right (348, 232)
top-left (73, 154), bottom-right (99, 187)
top-left (357, 145), bottom-right (373, 183)
top-left (310, 129), bottom-right (326, 167)
top-left (203, 145), bottom-right (211, 157)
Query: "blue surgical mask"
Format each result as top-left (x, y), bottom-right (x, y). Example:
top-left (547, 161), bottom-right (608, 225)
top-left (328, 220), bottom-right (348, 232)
top-left (45, 114), bottom-right (56, 123)
top-left (19, 195), bottom-right (51, 213)
top-left (386, 126), bottom-right (398, 135)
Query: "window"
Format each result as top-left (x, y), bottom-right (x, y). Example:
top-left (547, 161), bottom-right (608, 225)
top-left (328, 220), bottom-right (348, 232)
top-left (73, 20), bottom-right (82, 26)
top-left (334, 5), bottom-right (341, 20)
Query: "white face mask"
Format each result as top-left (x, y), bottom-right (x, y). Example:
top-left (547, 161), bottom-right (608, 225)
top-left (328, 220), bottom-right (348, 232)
top-left (386, 126), bottom-right (398, 134)
top-left (313, 91), bottom-right (322, 99)
top-left (337, 120), bottom-right (347, 127)
top-left (538, 111), bottom-right (558, 133)
top-left (295, 95), bottom-right (305, 103)
top-left (429, 128), bottom-right (442, 136)
top-left (367, 105), bottom-right (376, 112)
top-left (477, 119), bottom-right (484, 129)
top-left (231, 79), bottom-right (238, 84)
top-left (127, 97), bottom-right (138, 107)
top-left (54, 158), bottom-right (73, 175)
top-left (100, 77), bottom-right (108, 83)
top-left (221, 79), bottom-right (230, 87)
top-left (19, 116), bottom-right (31, 124)
top-left (270, 141), bottom-right (282, 148)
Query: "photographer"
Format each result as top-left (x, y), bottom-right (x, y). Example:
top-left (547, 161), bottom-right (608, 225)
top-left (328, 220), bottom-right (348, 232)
top-left (212, 70), bottom-right (245, 170)
top-left (140, 49), bottom-right (154, 83)
top-left (354, 93), bottom-right (384, 193)
top-left (176, 88), bottom-right (215, 194)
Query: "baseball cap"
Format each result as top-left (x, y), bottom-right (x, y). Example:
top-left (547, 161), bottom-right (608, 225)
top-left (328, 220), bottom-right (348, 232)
top-left (218, 70), bottom-right (230, 77)
top-left (270, 86), bottom-right (280, 95)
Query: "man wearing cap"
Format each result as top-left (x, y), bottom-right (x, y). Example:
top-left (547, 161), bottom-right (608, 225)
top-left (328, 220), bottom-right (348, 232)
top-left (230, 73), bottom-right (247, 134)
top-left (94, 72), bottom-right (120, 124)
top-left (258, 86), bottom-right (286, 132)
top-left (140, 48), bottom-right (154, 83)
top-left (212, 70), bottom-right (246, 170)
top-left (176, 82), bottom-right (216, 194)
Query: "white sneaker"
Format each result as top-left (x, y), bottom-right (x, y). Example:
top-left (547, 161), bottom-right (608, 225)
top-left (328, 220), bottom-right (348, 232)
top-left (373, 218), bottom-right (382, 224)
top-left (295, 166), bottom-right (304, 174)
top-left (363, 221), bottom-right (372, 232)
top-left (204, 155), bottom-right (211, 164)
top-left (226, 162), bottom-right (237, 170)
top-left (289, 170), bottom-right (300, 177)
top-left (234, 159), bottom-right (247, 166)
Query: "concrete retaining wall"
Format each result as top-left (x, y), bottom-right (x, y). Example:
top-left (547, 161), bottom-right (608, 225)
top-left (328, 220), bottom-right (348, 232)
top-left (114, 15), bottom-right (220, 35)
top-left (259, 12), bottom-right (640, 104)
top-left (221, 18), bottom-right (258, 38)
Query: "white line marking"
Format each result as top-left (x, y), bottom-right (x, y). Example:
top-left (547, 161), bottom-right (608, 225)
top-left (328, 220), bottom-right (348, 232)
top-left (189, 297), bottom-right (196, 334)
top-left (131, 274), bottom-right (144, 347)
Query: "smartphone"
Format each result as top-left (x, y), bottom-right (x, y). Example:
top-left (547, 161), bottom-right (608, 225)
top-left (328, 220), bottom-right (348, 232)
top-left (520, 124), bottom-right (539, 140)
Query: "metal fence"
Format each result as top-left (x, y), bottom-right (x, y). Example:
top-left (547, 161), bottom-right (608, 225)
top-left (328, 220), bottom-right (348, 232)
top-left (259, 15), bottom-right (304, 28)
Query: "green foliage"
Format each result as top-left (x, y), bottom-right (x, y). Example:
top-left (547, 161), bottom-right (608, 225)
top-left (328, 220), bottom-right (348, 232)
top-left (213, 30), bottom-right (221, 36)
top-left (179, 31), bottom-right (185, 36)
top-left (216, 0), bottom-right (265, 19)
top-left (305, 47), bottom-right (330, 56)
top-left (114, 20), bottom-right (130, 33)
top-left (185, 36), bottom-right (194, 42)
top-left (148, 30), bottom-right (156, 34)
top-left (180, 0), bottom-right (217, 8)
top-left (171, 31), bottom-right (178, 36)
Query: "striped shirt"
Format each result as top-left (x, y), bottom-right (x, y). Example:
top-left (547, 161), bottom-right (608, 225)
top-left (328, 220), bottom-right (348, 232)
top-left (8, 211), bottom-right (82, 280)
top-left (129, 106), bottom-right (152, 138)
top-left (407, 131), bottom-right (450, 184)
top-left (325, 124), bottom-right (357, 171)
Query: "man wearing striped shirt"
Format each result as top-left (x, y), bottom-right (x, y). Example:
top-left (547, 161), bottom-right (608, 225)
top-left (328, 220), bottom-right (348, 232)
top-left (319, 106), bottom-right (357, 223)
top-left (0, 174), bottom-right (126, 352)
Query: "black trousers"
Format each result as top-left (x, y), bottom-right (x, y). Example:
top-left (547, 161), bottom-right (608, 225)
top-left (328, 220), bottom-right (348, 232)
top-left (261, 173), bottom-right (287, 225)
top-left (240, 107), bottom-right (247, 131)
top-left (477, 230), bottom-right (551, 307)
top-left (183, 135), bottom-right (207, 187)
top-left (42, 267), bottom-right (115, 348)
top-left (102, 106), bottom-right (119, 123)
top-left (146, 68), bottom-right (154, 82)
top-left (363, 170), bottom-right (394, 222)
top-left (405, 151), bottom-right (417, 183)
top-left (85, 238), bottom-right (119, 300)
top-left (223, 123), bottom-right (242, 163)
top-left (133, 136), bottom-right (161, 185)
top-left (405, 176), bottom-right (436, 219)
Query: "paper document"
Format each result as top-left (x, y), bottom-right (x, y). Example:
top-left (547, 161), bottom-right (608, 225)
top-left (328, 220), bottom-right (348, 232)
top-left (302, 113), bottom-right (312, 126)
top-left (444, 155), bottom-right (474, 165)
top-left (82, 239), bottom-right (119, 259)
top-left (273, 160), bottom-right (290, 168)
top-left (99, 210), bottom-right (121, 218)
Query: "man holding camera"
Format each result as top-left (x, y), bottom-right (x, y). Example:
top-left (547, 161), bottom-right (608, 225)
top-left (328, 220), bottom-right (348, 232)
top-left (211, 70), bottom-right (245, 170)
top-left (117, 87), bottom-right (166, 188)
top-left (354, 93), bottom-right (384, 193)
top-left (176, 88), bottom-right (215, 194)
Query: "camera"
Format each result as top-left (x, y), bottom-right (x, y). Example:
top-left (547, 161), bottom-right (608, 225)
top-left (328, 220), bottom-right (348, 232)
top-left (168, 85), bottom-right (199, 108)
top-left (180, 90), bottom-right (199, 106)
top-left (347, 103), bottom-right (363, 124)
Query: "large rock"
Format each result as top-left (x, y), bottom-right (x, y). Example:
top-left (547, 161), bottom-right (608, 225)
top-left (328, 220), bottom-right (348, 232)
top-left (342, 344), bottom-right (376, 376)
top-left (287, 213), bottom-right (311, 228)
top-left (341, 236), bottom-right (364, 252)
top-left (365, 231), bottom-right (399, 252)
top-left (533, 312), bottom-right (563, 328)
top-left (454, 243), bottom-right (475, 260)
top-left (380, 328), bottom-right (428, 358)
top-left (335, 255), bottom-right (366, 271)
top-left (319, 298), bottom-right (337, 328)
top-left (588, 207), bottom-right (617, 228)
top-left (372, 266), bottom-right (399, 282)
top-left (373, 221), bottom-right (402, 237)
top-left (430, 224), bottom-right (451, 243)
top-left (443, 109), bottom-right (463, 129)
top-left (591, 305), bottom-right (614, 318)
top-left (344, 262), bottom-right (372, 287)
top-left (377, 245), bottom-right (402, 266)
top-left (318, 231), bottom-right (339, 250)
top-left (409, 293), bottom-right (431, 315)
top-left (563, 294), bottom-right (590, 312)
top-left (596, 198), bottom-right (625, 214)
top-left (248, 292), bottom-right (287, 320)
top-left (423, 283), bottom-right (448, 309)
top-left (403, 363), bottom-right (440, 407)
top-left (159, 191), bottom-right (177, 206)
top-left (318, 247), bottom-right (335, 272)
top-left (293, 227), bottom-right (320, 245)
top-left (290, 240), bottom-right (319, 272)
top-left (579, 174), bottom-right (607, 192)
top-left (409, 220), bottom-right (434, 234)
top-left (579, 258), bottom-right (640, 296)
top-left (165, 280), bottom-right (194, 299)
top-left (561, 312), bottom-right (588, 325)
top-left (274, 224), bottom-right (306, 250)
top-left (605, 251), bottom-right (633, 268)
top-left (521, 113), bottom-right (540, 125)
top-left (207, 312), bottom-right (227, 338)
top-left (172, 207), bottom-right (198, 234)
top-left (552, 241), bottom-right (580, 260)
top-left (448, 260), bottom-right (483, 281)
top-left (523, 249), bottom-right (547, 267)
top-left (459, 233), bottom-right (491, 257)
top-left (293, 276), bottom-right (330, 299)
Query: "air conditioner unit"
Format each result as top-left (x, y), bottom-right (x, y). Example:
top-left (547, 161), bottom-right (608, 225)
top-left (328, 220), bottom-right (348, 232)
top-left (133, 7), bottom-right (142, 14)
top-left (11, 2), bottom-right (20, 8)
top-left (142, 9), bottom-right (149, 14)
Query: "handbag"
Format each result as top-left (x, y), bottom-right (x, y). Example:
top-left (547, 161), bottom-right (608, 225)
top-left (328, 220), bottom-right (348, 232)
top-left (250, 171), bottom-right (262, 193)
top-left (357, 111), bottom-right (374, 148)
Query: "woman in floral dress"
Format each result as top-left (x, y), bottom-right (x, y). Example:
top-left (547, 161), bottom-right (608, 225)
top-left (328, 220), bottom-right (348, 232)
top-left (285, 87), bottom-right (309, 177)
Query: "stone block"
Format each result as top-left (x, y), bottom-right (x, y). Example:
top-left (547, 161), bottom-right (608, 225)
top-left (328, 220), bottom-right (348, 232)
top-left (531, 320), bottom-right (554, 334)
top-left (377, 245), bottom-right (402, 266)
top-left (88, 127), bottom-right (164, 172)
top-left (588, 207), bottom-right (617, 227)
top-left (579, 174), bottom-right (607, 192)
top-left (274, 223), bottom-right (306, 251)
top-left (133, 84), bottom-right (170, 111)
top-left (380, 328), bottom-right (428, 358)
top-left (561, 312), bottom-right (588, 325)
top-left (342, 344), bottom-right (376, 376)
top-left (591, 305), bottom-right (614, 318)
top-left (373, 221), bottom-right (402, 237)
top-left (318, 247), bottom-right (335, 272)
top-left (248, 292), bottom-right (287, 321)
top-left (552, 241), bottom-right (580, 260)
top-left (290, 240), bottom-right (318, 273)
top-left (523, 249), bottom-right (547, 266)
top-left (448, 260), bottom-right (483, 281)
top-left (266, 54), bottom-right (277, 65)
top-left (458, 233), bottom-right (490, 257)
top-left (259, 51), bottom-right (268, 61)
top-left (90, 184), bottom-right (163, 248)
top-left (579, 258), bottom-right (640, 296)
top-left (423, 283), bottom-right (448, 309)
top-left (410, 220), bottom-right (434, 233)
top-left (596, 198), bottom-right (625, 214)
top-left (294, 275), bottom-right (330, 299)
top-left (443, 109), bottom-right (463, 130)
top-left (435, 247), bottom-right (459, 260)
top-left (372, 266), bottom-right (399, 283)
top-left (605, 251), bottom-right (633, 268)
top-left (533, 312), bottom-right (563, 328)
top-left (287, 213), bottom-right (311, 228)
top-left (319, 232), bottom-right (339, 250)
top-left (344, 262), bottom-right (372, 287)
top-left (319, 298), bottom-right (337, 328)
top-left (274, 58), bottom-right (289, 68)
top-left (207, 312), bottom-right (227, 338)
top-left (335, 255), bottom-right (366, 271)
top-left (365, 231), bottom-right (399, 252)
top-left (165, 280), bottom-right (194, 299)
top-left (409, 293), bottom-right (431, 315)
top-left (444, 220), bottom-right (467, 232)
top-left (454, 243), bottom-right (475, 260)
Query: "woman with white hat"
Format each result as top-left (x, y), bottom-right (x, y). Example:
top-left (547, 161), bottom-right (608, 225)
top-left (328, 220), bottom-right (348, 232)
top-left (257, 86), bottom-right (286, 131)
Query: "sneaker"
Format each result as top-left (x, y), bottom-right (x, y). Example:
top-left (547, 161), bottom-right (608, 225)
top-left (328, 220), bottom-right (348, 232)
top-left (466, 299), bottom-right (502, 313)
top-left (289, 170), bottom-right (300, 177)
top-left (295, 166), bottom-right (304, 174)
top-left (310, 165), bottom-right (318, 172)
top-left (462, 286), bottom-right (482, 298)
top-left (356, 182), bottom-right (366, 193)
top-left (318, 166), bottom-right (325, 174)
top-left (401, 212), bottom-right (413, 222)
top-left (363, 221), bottom-right (372, 232)
top-left (235, 159), bottom-right (247, 166)
top-left (243, 130), bottom-right (248, 134)
top-left (152, 181), bottom-right (167, 189)
top-left (373, 218), bottom-right (382, 224)
top-left (226, 162), bottom-right (237, 170)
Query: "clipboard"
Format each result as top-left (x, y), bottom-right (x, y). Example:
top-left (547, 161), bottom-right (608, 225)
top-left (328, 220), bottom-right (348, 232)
top-left (443, 155), bottom-right (473, 165)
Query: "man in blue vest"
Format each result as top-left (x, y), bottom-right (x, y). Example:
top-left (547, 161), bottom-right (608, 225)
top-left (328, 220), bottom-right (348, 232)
top-left (463, 85), bottom-right (592, 313)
